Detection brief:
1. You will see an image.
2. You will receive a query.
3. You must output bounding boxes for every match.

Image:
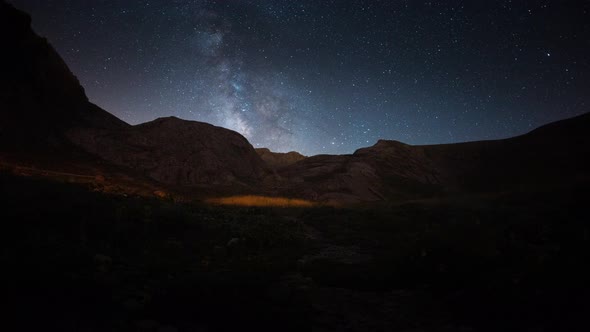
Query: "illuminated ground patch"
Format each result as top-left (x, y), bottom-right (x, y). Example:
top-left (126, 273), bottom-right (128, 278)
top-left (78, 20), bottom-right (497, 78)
top-left (206, 195), bottom-right (316, 207)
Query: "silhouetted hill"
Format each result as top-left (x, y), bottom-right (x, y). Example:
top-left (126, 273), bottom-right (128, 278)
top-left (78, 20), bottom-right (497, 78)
top-left (421, 112), bottom-right (590, 192)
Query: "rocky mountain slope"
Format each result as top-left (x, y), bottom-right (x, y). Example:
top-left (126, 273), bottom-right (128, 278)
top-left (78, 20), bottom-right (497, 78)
top-left (0, 1), bottom-right (268, 187)
top-left (70, 117), bottom-right (269, 186)
top-left (275, 113), bottom-right (590, 203)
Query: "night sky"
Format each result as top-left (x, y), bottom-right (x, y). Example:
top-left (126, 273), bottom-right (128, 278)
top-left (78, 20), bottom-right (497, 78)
top-left (10, 0), bottom-right (590, 155)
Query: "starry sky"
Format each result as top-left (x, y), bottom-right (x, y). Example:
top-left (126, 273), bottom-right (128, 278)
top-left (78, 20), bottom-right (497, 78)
top-left (10, 0), bottom-right (590, 155)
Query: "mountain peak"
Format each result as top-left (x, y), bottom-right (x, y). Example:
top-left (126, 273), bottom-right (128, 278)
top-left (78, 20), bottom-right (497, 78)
top-left (154, 116), bottom-right (183, 122)
top-left (374, 139), bottom-right (408, 147)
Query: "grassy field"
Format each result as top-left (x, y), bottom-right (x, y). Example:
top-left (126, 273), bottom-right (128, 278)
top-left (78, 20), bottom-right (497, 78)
top-left (1, 172), bottom-right (588, 331)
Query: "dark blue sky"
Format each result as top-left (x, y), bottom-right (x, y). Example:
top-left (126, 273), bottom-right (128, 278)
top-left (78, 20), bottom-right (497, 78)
top-left (11, 0), bottom-right (590, 155)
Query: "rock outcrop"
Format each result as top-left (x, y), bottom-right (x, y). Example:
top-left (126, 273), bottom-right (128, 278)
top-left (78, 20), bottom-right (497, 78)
top-left (70, 117), bottom-right (269, 186)
top-left (278, 140), bottom-right (442, 203)
top-left (255, 148), bottom-right (307, 169)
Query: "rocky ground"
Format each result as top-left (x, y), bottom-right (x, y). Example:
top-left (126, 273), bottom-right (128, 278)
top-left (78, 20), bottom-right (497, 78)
top-left (2, 172), bottom-right (588, 331)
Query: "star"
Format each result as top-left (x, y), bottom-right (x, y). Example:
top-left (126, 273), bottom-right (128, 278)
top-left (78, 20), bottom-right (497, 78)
top-left (10, 0), bottom-right (589, 155)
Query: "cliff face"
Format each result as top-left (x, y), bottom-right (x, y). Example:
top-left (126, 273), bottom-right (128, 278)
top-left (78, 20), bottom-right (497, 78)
top-left (0, 1), bottom-right (128, 150)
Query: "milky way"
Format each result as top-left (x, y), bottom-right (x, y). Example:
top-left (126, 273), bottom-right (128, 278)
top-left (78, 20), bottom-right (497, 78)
top-left (177, 4), bottom-right (299, 151)
top-left (11, 0), bottom-right (590, 155)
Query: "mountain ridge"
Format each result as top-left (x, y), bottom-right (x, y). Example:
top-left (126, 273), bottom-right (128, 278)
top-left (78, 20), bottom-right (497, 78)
top-left (1, 1), bottom-right (589, 203)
